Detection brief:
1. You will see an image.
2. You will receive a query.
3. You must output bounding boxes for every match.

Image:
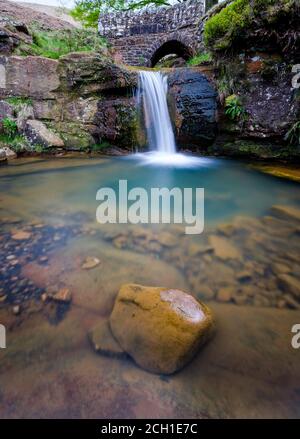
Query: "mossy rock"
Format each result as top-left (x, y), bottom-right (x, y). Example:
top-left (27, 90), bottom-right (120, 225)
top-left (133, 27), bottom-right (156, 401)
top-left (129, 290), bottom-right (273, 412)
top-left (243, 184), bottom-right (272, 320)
top-left (209, 139), bottom-right (300, 159)
top-left (204, 0), bottom-right (299, 59)
top-left (50, 122), bottom-right (95, 150)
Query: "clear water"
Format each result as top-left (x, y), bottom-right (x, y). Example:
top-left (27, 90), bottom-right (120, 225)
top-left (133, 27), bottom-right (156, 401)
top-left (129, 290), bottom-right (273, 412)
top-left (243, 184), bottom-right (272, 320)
top-left (0, 156), bottom-right (300, 419)
top-left (1, 156), bottom-right (299, 226)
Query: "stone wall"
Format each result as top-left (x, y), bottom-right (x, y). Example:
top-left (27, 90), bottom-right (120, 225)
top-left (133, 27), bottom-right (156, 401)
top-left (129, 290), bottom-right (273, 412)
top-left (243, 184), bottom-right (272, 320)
top-left (98, 1), bottom-right (206, 66)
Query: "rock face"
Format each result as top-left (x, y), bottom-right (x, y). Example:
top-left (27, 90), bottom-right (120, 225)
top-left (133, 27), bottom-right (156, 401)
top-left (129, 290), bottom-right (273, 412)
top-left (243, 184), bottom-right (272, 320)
top-left (0, 146), bottom-right (16, 160)
top-left (0, 52), bottom-right (138, 151)
top-left (0, 147), bottom-right (6, 163)
top-left (25, 120), bottom-right (64, 148)
top-left (110, 283), bottom-right (215, 374)
top-left (1, 56), bottom-right (60, 98)
top-left (168, 68), bottom-right (217, 147)
top-left (208, 0), bottom-right (300, 157)
top-left (0, 99), bottom-right (13, 119)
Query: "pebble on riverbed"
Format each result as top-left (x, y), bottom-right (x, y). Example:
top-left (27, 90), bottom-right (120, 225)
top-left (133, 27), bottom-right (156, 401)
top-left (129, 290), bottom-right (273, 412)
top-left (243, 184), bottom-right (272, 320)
top-left (81, 256), bottom-right (101, 270)
top-left (51, 288), bottom-right (72, 304)
top-left (0, 219), bottom-right (79, 308)
top-left (100, 205), bottom-right (300, 310)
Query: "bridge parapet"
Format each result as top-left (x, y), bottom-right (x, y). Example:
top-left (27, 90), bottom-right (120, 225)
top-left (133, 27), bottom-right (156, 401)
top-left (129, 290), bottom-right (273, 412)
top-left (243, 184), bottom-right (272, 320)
top-left (98, 0), bottom-right (205, 38)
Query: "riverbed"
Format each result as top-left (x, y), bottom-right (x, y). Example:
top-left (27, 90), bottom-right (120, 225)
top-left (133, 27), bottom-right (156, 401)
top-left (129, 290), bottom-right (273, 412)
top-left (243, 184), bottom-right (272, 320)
top-left (0, 155), bottom-right (300, 418)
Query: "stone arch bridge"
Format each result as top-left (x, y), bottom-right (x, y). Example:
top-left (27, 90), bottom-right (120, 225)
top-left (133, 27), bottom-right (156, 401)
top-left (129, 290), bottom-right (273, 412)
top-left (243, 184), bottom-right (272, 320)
top-left (98, 0), bottom-right (214, 67)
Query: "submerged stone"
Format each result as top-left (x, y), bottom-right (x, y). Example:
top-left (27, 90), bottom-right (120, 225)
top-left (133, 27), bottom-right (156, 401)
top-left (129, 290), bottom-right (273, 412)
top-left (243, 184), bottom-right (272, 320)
top-left (81, 256), bottom-right (101, 270)
top-left (88, 320), bottom-right (126, 358)
top-left (209, 235), bottom-right (241, 260)
top-left (11, 230), bottom-right (31, 240)
top-left (270, 205), bottom-right (300, 223)
top-left (51, 288), bottom-right (72, 303)
top-left (110, 283), bottom-right (215, 374)
top-left (217, 287), bottom-right (234, 303)
top-left (278, 274), bottom-right (300, 298)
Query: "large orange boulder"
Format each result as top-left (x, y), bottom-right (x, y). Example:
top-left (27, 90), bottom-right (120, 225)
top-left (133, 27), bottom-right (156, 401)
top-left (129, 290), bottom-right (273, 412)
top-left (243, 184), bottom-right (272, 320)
top-left (110, 284), bottom-right (215, 374)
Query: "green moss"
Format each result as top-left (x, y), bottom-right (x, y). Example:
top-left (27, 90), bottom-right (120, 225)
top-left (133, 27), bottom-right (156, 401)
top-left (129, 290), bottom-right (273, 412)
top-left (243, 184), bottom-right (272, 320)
top-left (187, 52), bottom-right (212, 66)
top-left (5, 97), bottom-right (33, 108)
top-left (51, 122), bottom-right (94, 150)
top-left (204, 0), bottom-right (297, 53)
top-left (204, 0), bottom-right (251, 51)
top-left (210, 139), bottom-right (300, 159)
top-left (33, 144), bottom-right (48, 153)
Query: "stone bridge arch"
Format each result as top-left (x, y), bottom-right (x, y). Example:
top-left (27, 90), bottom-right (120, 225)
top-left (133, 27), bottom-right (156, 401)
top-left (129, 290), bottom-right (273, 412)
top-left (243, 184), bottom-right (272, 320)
top-left (149, 34), bottom-right (196, 67)
top-left (98, 0), bottom-right (208, 67)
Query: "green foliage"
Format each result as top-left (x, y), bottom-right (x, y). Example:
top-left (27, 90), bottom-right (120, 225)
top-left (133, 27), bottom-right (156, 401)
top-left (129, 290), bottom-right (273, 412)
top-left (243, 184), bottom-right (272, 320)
top-left (204, 0), bottom-right (297, 53)
top-left (0, 133), bottom-right (28, 152)
top-left (5, 97), bottom-right (33, 115)
top-left (2, 118), bottom-right (18, 138)
top-left (187, 52), bottom-right (212, 66)
top-left (71, 0), bottom-right (170, 28)
top-left (27, 28), bottom-right (106, 59)
top-left (71, 0), bottom-right (103, 28)
top-left (225, 94), bottom-right (246, 120)
top-left (285, 121), bottom-right (300, 145)
top-left (204, 0), bottom-right (251, 51)
top-left (33, 144), bottom-right (47, 153)
top-left (5, 97), bottom-right (33, 107)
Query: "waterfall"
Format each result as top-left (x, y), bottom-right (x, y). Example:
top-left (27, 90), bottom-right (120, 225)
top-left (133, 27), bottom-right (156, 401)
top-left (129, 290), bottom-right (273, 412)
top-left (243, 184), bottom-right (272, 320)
top-left (138, 71), bottom-right (176, 155)
top-left (135, 70), bottom-right (214, 168)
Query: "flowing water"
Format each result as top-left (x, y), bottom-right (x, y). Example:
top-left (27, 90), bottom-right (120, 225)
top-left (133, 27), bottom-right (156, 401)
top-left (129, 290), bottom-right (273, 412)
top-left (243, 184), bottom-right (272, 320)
top-left (137, 70), bottom-right (207, 166)
top-left (138, 71), bottom-right (176, 154)
top-left (0, 156), bottom-right (300, 418)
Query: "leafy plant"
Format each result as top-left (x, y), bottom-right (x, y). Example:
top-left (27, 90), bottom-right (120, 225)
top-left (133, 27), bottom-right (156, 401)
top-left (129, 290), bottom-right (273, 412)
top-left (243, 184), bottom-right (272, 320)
top-left (5, 97), bottom-right (33, 107)
top-left (187, 52), bottom-right (212, 66)
top-left (2, 118), bottom-right (18, 138)
top-left (285, 121), bottom-right (300, 145)
top-left (225, 94), bottom-right (246, 120)
top-left (0, 134), bottom-right (28, 152)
